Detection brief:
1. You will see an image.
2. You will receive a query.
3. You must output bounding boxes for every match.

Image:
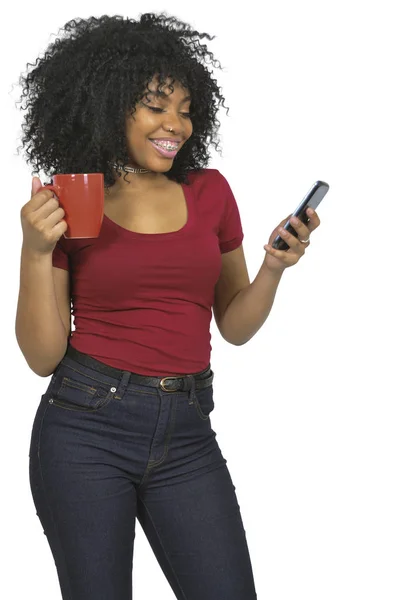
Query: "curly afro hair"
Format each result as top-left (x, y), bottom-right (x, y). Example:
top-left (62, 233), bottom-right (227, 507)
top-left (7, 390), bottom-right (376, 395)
top-left (15, 12), bottom-right (229, 188)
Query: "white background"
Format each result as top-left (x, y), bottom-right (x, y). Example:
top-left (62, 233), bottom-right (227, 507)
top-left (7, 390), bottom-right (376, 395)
top-left (2, 1), bottom-right (397, 598)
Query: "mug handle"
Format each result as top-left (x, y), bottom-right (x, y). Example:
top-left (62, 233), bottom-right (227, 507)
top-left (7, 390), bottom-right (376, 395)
top-left (37, 184), bottom-right (62, 199)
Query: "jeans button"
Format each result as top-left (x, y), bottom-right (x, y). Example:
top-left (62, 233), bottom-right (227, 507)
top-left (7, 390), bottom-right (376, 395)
top-left (110, 387), bottom-right (117, 393)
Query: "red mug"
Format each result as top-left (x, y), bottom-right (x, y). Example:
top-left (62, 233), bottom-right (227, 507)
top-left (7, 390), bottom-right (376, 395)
top-left (38, 173), bottom-right (104, 239)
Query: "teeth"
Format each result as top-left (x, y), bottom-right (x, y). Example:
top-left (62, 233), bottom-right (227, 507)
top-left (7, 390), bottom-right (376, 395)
top-left (153, 141), bottom-right (178, 151)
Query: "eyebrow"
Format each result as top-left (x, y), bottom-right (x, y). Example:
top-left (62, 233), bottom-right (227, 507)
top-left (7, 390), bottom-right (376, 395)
top-left (149, 91), bottom-right (191, 102)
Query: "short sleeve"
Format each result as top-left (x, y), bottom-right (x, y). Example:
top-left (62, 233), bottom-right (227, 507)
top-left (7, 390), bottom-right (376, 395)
top-left (52, 235), bottom-right (69, 270)
top-left (217, 171), bottom-right (244, 254)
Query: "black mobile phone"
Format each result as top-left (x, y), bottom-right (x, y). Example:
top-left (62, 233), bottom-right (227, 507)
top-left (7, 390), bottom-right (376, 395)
top-left (272, 180), bottom-right (329, 250)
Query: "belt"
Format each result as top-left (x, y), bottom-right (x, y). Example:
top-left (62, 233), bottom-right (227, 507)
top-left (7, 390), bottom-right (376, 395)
top-left (65, 345), bottom-right (214, 394)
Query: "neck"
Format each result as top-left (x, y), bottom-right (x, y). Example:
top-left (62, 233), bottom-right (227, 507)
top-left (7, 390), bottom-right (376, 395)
top-left (107, 164), bottom-right (169, 197)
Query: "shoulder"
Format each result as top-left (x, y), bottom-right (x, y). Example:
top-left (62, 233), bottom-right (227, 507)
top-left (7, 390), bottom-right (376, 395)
top-left (185, 168), bottom-right (226, 190)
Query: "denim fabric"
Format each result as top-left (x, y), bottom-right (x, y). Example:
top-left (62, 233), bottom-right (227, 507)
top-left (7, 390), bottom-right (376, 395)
top-left (29, 349), bottom-right (257, 600)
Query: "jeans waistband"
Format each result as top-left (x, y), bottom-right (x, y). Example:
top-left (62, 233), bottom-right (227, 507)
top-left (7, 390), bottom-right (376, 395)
top-left (64, 344), bottom-right (214, 393)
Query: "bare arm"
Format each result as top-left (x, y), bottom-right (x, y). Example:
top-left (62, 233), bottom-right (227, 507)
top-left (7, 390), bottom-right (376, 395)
top-left (15, 245), bottom-right (69, 377)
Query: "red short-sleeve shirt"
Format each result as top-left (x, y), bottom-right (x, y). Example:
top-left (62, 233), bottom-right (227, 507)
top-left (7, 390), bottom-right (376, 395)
top-left (52, 168), bottom-right (244, 375)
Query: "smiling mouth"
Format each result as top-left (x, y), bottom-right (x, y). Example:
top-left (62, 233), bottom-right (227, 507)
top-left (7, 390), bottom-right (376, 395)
top-left (149, 140), bottom-right (180, 151)
top-left (149, 140), bottom-right (180, 158)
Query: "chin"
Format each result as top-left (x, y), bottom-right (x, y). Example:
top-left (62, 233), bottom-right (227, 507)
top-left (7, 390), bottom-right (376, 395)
top-left (148, 162), bottom-right (174, 173)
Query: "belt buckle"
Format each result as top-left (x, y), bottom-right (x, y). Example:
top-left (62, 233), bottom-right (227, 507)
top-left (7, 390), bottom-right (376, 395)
top-left (160, 376), bottom-right (179, 392)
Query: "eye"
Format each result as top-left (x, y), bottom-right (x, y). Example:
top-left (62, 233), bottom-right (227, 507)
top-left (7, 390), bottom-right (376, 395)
top-left (145, 105), bottom-right (191, 119)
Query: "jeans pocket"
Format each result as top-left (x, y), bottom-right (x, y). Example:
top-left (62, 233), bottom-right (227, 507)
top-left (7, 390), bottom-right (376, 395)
top-left (193, 385), bottom-right (214, 421)
top-left (49, 365), bottom-right (114, 413)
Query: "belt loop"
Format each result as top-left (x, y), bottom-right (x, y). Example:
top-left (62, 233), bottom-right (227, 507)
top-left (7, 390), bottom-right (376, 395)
top-left (113, 371), bottom-right (131, 401)
top-left (187, 375), bottom-right (196, 405)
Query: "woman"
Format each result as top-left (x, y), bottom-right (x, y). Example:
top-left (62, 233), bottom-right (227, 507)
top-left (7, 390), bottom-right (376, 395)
top-left (15, 12), bottom-right (320, 600)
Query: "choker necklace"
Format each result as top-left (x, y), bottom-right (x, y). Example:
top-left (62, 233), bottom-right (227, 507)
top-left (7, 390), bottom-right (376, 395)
top-left (109, 162), bottom-right (151, 174)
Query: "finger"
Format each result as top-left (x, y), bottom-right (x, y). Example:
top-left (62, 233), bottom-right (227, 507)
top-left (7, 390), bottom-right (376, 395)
top-left (278, 226), bottom-right (305, 251)
top-left (290, 217), bottom-right (311, 240)
top-left (31, 177), bottom-right (43, 198)
top-left (30, 184), bottom-right (56, 210)
top-left (305, 208), bottom-right (321, 230)
top-left (264, 243), bottom-right (291, 263)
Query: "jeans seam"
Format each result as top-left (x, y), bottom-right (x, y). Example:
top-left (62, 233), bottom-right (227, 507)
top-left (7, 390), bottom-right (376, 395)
top-left (148, 397), bottom-right (178, 468)
top-left (58, 362), bottom-right (112, 386)
top-left (37, 402), bottom-right (74, 599)
top-left (60, 377), bottom-right (97, 395)
top-left (49, 398), bottom-right (112, 413)
top-left (193, 394), bottom-right (210, 421)
top-left (139, 399), bottom-right (178, 489)
top-left (139, 496), bottom-right (188, 600)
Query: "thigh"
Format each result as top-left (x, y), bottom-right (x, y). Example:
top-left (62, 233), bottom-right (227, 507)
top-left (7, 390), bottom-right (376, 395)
top-left (29, 395), bottom-right (137, 600)
top-left (138, 451), bottom-right (257, 600)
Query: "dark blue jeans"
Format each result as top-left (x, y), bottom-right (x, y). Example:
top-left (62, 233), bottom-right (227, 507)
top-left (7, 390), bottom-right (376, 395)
top-left (29, 347), bottom-right (257, 600)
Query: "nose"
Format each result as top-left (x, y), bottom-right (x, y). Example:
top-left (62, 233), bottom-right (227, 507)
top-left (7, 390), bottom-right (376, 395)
top-left (162, 112), bottom-right (186, 135)
top-left (162, 122), bottom-right (180, 135)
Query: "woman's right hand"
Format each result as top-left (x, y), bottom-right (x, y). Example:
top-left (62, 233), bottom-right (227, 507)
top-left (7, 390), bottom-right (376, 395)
top-left (20, 177), bottom-right (68, 255)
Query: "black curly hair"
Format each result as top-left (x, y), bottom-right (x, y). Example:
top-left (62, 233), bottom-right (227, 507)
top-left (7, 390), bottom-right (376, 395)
top-left (15, 12), bottom-right (229, 188)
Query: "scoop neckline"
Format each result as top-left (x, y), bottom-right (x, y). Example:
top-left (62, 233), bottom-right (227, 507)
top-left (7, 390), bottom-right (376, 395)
top-left (102, 181), bottom-right (193, 241)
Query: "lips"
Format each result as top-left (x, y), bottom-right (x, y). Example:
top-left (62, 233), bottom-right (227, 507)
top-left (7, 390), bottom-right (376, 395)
top-left (149, 140), bottom-right (179, 158)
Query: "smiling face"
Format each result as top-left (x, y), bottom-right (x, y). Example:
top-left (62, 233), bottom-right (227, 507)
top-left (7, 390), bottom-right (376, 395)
top-left (123, 75), bottom-right (193, 173)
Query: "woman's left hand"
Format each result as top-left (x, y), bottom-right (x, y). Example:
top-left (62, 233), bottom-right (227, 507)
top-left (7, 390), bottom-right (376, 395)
top-left (263, 208), bottom-right (321, 273)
